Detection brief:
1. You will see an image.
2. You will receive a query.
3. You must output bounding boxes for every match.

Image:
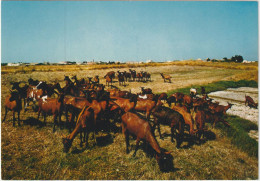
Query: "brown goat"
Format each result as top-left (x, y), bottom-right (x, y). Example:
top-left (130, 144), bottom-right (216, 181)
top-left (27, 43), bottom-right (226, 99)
top-left (245, 95), bottom-right (258, 108)
top-left (37, 94), bottom-right (65, 132)
top-left (25, 85), bottom-right (44, 111)
top-left (121, 112), bottom-right (173, 172)
top-left (129, 69), bottom-right (136, 81)
top-left (182, 95), bottom-right (193, 112)
top-left (152, 106), bottom-right (185, 148)
top-left (158, 93), bottom-right (168, 103)
top-left (2, 90), bottom-right (22, 126)
top-left (160, 73), bottom-right (171, 83)
top-left (134, 99), bottom-right (162, 121)
top-left (62, 106), bottom-right (94, 152)
top-left (11, 81), bottom-right (29, 108)
top-left (167, 92), bottom-right (184, 106)
top-left (209, 102), bottom-right (233, 115)
top-left (104, 71), bottom-right (115, 79)
top-left (141, 87), bottom-right (153, 94)
top-left (195, 110), bottom-right (206, 141)
top-left (110, 97), bottom-right (137, 113)
top-left (105, 75), bottom-right (113, 87)
top-left (63, 95), bottom-right (108, 133)
top-left (171, 105), bottom-right (196, 135)
top-left (117, 71), bottom-right (125, 86)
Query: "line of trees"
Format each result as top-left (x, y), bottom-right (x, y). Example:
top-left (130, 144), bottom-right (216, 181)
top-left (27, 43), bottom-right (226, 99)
top-left (207, 55), bottom-right (244, 63)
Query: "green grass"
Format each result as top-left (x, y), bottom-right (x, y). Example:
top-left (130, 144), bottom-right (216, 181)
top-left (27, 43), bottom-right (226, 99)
top-left (167, 80), bottom-right (258, 96)
top-left (216, 115), bottom-right (258, 157)
top-left (166, 79), bottom-right (258, 158)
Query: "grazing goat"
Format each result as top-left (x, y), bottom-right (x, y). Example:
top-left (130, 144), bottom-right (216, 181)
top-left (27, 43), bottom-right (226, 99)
top-left (208, 103), bottom-right (233, 127)
top-left (2, 90), bottom-right (22, 126)
top-left (209, 102), bottom-right (233, 115)
top-left (195, 110), bottom-right (206, 142)
top-left (182, 95), bottom-right (193, 112)
top-left (135, 99), bottom-right (162, 121)
top-left (158, 93), bottom-right (168, 103)
top-left (160, 73), bottom-right (171, 83)
top-left (245, 95), bottom-right (258, 109)
top-left (152, 106), bottom-right (185, 148)
top-left (171, 105), bottom-right (196, 135)
top-left (167, 92), bottom-right (184, 106)
top-left (37, 94), bottom-right (65, 132)
top-left (62, 107), bottom-right (94, 152)
top-left (121, 112), bottom-right (173, 172)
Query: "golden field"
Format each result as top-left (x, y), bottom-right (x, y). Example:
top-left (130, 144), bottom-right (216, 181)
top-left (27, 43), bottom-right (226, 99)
top-left (1, 61), bottom-right (258, 180)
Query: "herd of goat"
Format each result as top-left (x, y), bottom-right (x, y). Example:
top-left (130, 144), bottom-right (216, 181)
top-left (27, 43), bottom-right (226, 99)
top-left (3, 69), bottom-right (258, 172)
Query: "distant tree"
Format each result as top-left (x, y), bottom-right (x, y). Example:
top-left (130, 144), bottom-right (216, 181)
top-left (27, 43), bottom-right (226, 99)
top-left (231, 56), bottom-right (236, 62)
top-left (235, 55), bottom-right (243, 63)
top-left (223, 57), bottom-right (228, 62)
top-left (206, 58), bottom-right (211, 62)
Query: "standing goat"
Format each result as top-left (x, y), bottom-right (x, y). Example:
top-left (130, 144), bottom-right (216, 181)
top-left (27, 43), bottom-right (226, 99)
top-left (3, 90), bottom-right (22, 126)
top-left (160, 73), bottom-right (171, 83)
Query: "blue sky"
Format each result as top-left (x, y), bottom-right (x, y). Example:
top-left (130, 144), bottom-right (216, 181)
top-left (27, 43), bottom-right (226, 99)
top-left (1, 1), bottom-right (258, 63)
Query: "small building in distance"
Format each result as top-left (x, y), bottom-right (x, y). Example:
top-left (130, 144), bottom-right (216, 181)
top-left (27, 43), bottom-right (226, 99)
top-left (146, 60), bottom-right (153, 63)
top-left (7, 63), bottom-right (21, 66)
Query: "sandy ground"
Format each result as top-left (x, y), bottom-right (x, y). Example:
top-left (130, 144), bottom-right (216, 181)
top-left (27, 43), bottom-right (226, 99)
top-left (208, 87), bottom-right (258, 141)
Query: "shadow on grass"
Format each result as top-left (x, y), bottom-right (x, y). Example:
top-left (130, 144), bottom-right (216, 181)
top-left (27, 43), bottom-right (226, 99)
top-left (96, 134), bottom-right (114, 147)
top-left (23, 117), bottom-right (45, 127)
top-left (130, 142), bottom-right (176, 173)
top-left (159, 130), bottom-right (216, 149)
top-left (70, 134), bottom-right (114, 154)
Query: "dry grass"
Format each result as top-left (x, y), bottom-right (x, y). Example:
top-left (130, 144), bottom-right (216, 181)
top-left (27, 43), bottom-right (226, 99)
top-left (1, 62), bottom-right (258, 180)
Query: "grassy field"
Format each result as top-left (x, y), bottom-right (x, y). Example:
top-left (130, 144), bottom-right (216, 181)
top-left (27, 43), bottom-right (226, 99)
top-left (1, 62), bottom-right (258, 179)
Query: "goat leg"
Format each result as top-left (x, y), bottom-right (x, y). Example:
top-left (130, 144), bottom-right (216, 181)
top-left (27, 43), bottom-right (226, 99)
top-left (18, 111), bottom-right (21, 126)
top-left (133, 138), bottom-right (140, 157)
top-left (43, 113), bottom-right (47, 125)
top-left (12, 111), bottom-right (16, 127)
top-left (53, 115), bottom-right (57, 132)
top-left (2, 107), bottom-right (8, 123)
top-left (122, 123), bottom-right (130, 154)
top-left (157, 123), bottom-right (163, 140)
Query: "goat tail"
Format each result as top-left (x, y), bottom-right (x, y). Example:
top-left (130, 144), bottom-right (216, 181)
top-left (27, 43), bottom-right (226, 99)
top-left (76, 105), bottom-right (91, 125)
